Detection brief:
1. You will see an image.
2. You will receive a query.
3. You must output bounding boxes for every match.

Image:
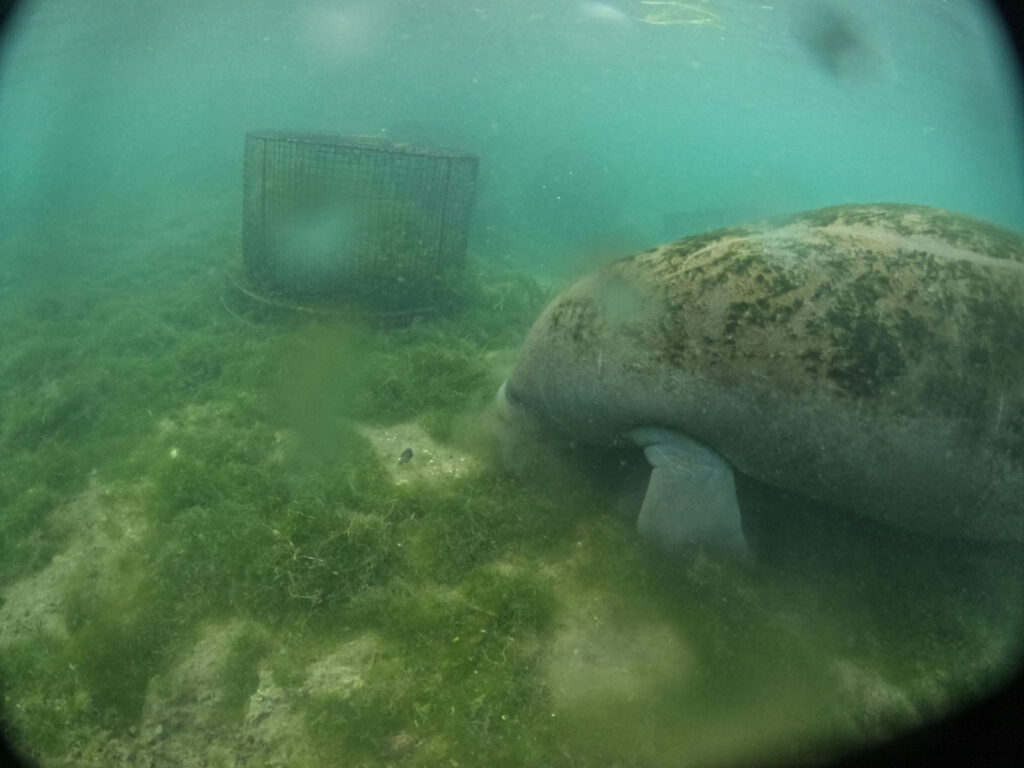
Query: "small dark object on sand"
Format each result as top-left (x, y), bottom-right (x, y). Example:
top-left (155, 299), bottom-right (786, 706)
top-left (399, 448), bottom-right (414, 464)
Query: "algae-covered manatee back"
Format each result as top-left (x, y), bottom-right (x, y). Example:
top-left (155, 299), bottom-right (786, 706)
top-left (505, 204), bottom-right (1024, 542)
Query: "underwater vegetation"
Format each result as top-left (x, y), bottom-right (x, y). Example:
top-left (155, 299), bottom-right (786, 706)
top-left (0, 219), bottom-right (1021, 767)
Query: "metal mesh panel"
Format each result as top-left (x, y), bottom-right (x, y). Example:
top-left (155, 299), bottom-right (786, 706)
top-left (242, 132), bottom-right (478, 304)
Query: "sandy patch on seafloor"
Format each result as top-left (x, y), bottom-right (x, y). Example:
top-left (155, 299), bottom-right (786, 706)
top-left (356, 421), bottom-right (481, 485)
top-left (58, 620), bottom-right (388, 768)
top-left (546, 587), bottom-right (694, 707)
top-left (540, 542), bottom-right (696, 713)
top-left (0, 478), bottom-right (148, 648)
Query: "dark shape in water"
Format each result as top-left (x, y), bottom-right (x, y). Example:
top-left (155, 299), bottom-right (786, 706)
top-left (398, 448), bottom-right (414, 465)
top-left (798, 3), bottom-right (870, 79)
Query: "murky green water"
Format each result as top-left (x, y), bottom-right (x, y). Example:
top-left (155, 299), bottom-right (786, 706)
top-left (1, 2), bottom-right (1022, 766)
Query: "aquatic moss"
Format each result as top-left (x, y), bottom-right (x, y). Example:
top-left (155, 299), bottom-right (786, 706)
top-left (144, 416), bottom-right (398, 628)
top-left (2, 217), bottom-right (1022, 768)
top-left (309, 570), bottom-right (561, 766)
top-left (356, 335), bottom-right (492, 424)
top-left (61, 582), bottom-right (184, 728)
top-left (0, 635), bottom-right (89, 755)
top-left (0, 247), bottom-right (276, 587)
top-left (0, 485), bottom-right (65, 585)
top-left (215, 629), bottom-right (273, 725)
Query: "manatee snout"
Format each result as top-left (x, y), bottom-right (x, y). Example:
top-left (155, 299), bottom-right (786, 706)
top-left (493, 380), bottom-right (561, 480)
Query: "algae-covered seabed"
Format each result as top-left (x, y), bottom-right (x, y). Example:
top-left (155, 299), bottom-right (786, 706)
top-left (1, 213), bottom-right (1022, 768)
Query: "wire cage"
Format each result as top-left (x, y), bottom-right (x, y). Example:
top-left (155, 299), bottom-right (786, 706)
top-left (242, 131), bottom-right (479, 311)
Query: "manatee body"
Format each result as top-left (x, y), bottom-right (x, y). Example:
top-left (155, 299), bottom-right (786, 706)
top-left (500, 204), bottom-right (1024, 552)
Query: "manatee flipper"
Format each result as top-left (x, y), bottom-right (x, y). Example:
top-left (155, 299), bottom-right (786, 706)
top-left (628, 427), bottom-right (748, 557)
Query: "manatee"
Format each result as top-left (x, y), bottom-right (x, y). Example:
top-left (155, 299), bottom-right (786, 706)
top-left (498, 203), bottom-right (1024, 555)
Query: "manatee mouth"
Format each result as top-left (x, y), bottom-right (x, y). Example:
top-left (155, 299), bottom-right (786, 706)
top-left (494, 380), bottom-right (521, 418)
top-left (495, 380), bottom-right (538, 429)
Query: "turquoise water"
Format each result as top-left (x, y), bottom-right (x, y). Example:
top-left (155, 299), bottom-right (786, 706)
top-left (2, 0), bottom-right (1022, 265)
top-left (0, 2), bottom-right (1022, 767)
